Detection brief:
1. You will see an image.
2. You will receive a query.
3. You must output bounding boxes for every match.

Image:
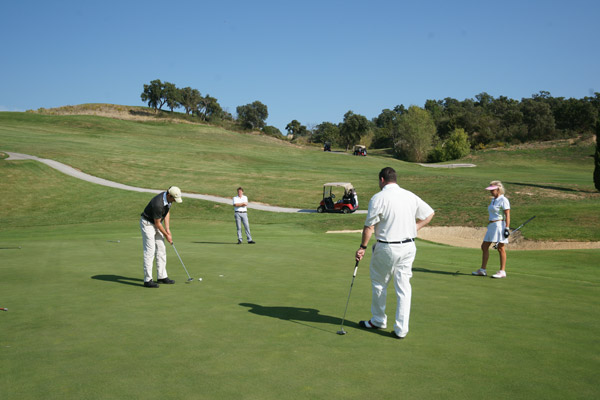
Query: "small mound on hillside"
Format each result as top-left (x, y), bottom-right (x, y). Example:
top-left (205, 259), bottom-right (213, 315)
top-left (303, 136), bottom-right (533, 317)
top-left (31, 103), bottom-right (194, 123)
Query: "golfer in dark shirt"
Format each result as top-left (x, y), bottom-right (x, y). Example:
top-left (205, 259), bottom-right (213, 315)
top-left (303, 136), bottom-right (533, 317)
top-left (140, 186), bottom-right (182, 288)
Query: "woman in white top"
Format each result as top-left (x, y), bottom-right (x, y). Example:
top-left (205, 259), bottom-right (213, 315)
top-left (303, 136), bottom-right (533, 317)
top-left (473, 181), bottom-right (511, 279)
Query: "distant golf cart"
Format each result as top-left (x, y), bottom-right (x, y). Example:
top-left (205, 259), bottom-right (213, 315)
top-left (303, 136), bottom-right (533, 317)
top-left (323, 142), bottom-right (331, 151)
top-left (317, 182), bottom-right (358, 214)
top-left (353, 145), bottom-right (367, 156)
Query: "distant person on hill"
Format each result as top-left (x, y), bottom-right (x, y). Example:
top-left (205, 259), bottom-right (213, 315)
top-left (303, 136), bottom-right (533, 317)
top-left (473, 181), bottom-right (511, 279)
top-left (140, 186), bottom-right (183, 288)
top-left (233, 187), bottom-right (255, 244)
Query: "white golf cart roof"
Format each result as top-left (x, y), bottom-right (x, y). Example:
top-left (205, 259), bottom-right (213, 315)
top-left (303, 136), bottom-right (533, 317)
top-left (323, 182), bottom-right (354, 191)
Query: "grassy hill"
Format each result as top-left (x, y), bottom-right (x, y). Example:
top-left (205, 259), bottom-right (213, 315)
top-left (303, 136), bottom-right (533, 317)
top-left (1, 107), bottom-right (598, 240)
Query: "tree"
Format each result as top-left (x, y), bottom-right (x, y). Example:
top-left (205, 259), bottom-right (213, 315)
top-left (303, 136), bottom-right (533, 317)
top-left (372, 108), bottom-right (405, 148)
top-left (554, 98), bottom-right (597, 135)
top-left (313, 122), bottom-right (340, 145)
top-left (444, 128), bottom-right (471, 160)
top-left (196, 95), bottom-right (223, 121)
top-left (163, 82), bottom-right (180, 112)
top-left (140, 79), bottom-right (167, 112)
top-left (520, 99), bottom-right (555, 141)
top-left (339, 111), bottom-right (370, 150)
top-left (424, 99), bottom-right (444, 121)
top-left (179, 87), bottom-right (202, 115)
top-left (236, 101), bottom-right (268, 130)
top-left (394, 105), bottom-right (436, 162)
top-left (285, 120), bottom-right (306, 137)
top-left (475, 92), bottom-right (494, 110)
top-left (595, 120), bottom-right (600, 192)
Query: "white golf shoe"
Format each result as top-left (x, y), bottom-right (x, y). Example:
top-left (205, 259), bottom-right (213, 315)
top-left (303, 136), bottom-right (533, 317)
top-left (492, 270), bottom-right (507, 279)
top-left (472, 268), bottom-right (487, 276)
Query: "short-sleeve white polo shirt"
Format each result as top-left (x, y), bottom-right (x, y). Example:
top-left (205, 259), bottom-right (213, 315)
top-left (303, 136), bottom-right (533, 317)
top-left (233, 195), bottom-right (248, 212)
top-left (364, 183), bottom-right (434, 241)
top-left (488, 195), bottom-right (510, 221)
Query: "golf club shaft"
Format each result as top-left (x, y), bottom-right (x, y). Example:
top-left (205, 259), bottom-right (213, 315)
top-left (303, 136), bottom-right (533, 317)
top-left (172, 243), bottom-right (192, 280)
top-left (494, 215), bottom-right (536, 248)
top-left (339, 260), bottom-right (360, 331)
top-left (512, 215), bottom-right (536, 233)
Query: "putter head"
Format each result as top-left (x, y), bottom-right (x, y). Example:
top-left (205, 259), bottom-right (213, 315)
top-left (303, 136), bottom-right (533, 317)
top-left (337, 330), bottom-right (347, 335)
top-left (187, 278), bottom-right (194, 282)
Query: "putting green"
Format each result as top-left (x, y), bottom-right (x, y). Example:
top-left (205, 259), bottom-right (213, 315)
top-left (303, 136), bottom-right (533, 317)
top-left (1, 217), bottom-right (598, 399)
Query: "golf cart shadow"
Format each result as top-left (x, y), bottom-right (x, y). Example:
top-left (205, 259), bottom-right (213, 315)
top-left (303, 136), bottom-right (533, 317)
top-left (239, 303), bottom-right (359, 332)
top-left (91, 274), bottom-right (145, 287)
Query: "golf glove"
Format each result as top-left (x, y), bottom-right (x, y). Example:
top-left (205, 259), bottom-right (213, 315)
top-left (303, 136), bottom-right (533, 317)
top-left (504, 228), bottom-right (510, 238)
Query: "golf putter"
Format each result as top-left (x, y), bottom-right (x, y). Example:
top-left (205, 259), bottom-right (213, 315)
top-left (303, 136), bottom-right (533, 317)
top-left (337, 260), bottom-right (360, 335)
top-left (494, 215), bottom-right (536, 249)
top-left (171, 243), bottom-right (193, 282)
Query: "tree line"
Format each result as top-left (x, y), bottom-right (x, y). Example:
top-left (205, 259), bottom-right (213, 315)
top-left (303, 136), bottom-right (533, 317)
top-left (140, 79), bottom-right (280, 136)
top-left (141, 80), bottom-right (599, 165)
top-left (307, 91), bottom-right (600, 163)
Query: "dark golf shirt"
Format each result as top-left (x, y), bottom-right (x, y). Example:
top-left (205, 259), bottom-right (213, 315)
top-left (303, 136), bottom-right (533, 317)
top-left (141, 192), bottom-right (171, 223)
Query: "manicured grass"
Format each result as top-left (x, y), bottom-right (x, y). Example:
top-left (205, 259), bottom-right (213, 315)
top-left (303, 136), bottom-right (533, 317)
top-left (1, 161), bottom-right (599, 399)
top-left (1, 112), bottom-right (599, 240)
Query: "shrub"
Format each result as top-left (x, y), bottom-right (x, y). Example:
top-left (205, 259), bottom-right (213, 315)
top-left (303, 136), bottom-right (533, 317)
top-left (427, 128), bottom-right (471, 162)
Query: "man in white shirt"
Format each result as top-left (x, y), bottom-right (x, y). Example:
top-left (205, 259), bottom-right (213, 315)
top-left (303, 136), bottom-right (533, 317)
top-left (355, 167), bottom-right (434, 339)
top-left (233, 187), bottom-right (255, 244)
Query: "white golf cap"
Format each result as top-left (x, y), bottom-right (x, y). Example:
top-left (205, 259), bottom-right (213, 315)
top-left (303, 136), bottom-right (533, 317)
top-left (168, 186), bottom-right (183, 203)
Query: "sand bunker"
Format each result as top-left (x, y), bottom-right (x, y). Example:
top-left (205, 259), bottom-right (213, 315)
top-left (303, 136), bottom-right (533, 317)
top-left (327, 227), bottom-right (600, 250)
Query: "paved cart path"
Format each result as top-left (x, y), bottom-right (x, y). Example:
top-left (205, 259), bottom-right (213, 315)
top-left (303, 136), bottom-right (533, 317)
top-left (4, 151), bottom-right (367, 214)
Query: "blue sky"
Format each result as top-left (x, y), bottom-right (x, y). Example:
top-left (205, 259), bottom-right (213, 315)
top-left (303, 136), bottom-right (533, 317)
top-left (2, 0), bottom-right (599, 133)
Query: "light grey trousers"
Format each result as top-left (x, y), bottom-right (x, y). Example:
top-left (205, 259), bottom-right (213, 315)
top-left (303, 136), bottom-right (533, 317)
top-left (234, 212), bottom-right (253, 242)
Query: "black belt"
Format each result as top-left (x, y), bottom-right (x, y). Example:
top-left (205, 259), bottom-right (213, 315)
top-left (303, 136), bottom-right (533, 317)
top-left (377, 238), bottom-right (414, 244)
top-left (235, 211), bottom-right (247, 213)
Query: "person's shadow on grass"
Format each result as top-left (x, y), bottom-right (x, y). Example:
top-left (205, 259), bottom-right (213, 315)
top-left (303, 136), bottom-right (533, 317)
top-left (239, 303), bottom-right (360, 333)
top-left (91, 275), bottom-right (144, 287)
top-left (192, 241), bottom-right (238, 245)
top-left (413, 267), bottom-right (470, 276)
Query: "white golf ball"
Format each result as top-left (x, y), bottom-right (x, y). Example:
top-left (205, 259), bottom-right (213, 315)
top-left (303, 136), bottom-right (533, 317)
top-left (198, 278), bottom-right (202, 281)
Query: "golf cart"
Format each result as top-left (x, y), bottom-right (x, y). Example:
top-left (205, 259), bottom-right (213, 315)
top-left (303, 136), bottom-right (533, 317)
top-left (353, 145), bottom-right (367, 156)
top-left (317, 182), bottom-right (358, 214)
top-left (324, 142), bottom-right (331, 151)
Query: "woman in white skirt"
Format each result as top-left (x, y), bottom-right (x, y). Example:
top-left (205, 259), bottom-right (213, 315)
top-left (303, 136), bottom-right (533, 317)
top-left (473, 181), bottom-right (511, 278)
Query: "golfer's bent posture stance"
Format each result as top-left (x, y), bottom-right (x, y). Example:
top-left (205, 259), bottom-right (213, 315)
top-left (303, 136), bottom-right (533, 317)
top-left (233, 187), bottom-right (255, 244)
top-left (140, 186), bottom-right (183, 288)
top-left (355, 168), bottom-right (434, 339)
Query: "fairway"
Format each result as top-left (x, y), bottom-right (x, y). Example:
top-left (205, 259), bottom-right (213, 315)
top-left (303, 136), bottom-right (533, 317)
top-left (1, 112), bottom-right (599, 399)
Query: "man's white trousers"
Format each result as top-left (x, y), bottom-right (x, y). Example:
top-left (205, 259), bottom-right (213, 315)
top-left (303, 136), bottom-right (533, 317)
top-left (140, 218), bottom-right (168, 283)
top-left (369, 242), bottom-right (416, 337)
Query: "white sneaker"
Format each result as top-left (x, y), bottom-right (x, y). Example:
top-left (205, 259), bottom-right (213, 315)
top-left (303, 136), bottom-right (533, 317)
top-left (492, 270), bottom-right (507, 279)
top-left (472, 268), bottom-right (487, 276)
